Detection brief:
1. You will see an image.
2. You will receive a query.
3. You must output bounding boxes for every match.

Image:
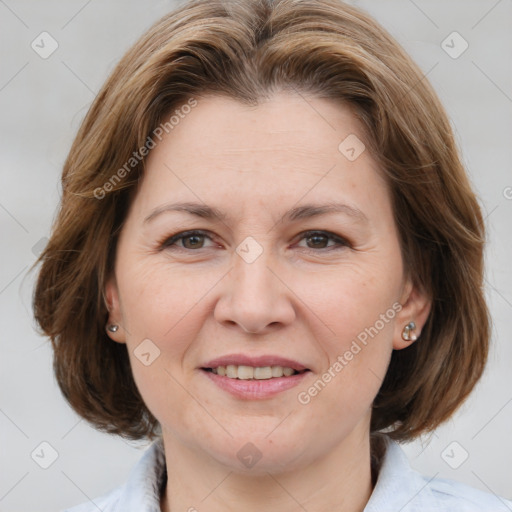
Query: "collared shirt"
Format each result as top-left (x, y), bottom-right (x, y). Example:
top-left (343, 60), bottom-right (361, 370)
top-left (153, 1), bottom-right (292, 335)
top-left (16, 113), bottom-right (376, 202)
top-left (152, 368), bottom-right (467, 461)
top-left (63, 436), bottom-right (512, 512)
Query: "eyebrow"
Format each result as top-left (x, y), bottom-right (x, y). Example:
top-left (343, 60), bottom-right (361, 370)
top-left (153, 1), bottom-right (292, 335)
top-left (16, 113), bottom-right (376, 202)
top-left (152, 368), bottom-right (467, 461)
top-left (143, 201), bottom-right (368, 224)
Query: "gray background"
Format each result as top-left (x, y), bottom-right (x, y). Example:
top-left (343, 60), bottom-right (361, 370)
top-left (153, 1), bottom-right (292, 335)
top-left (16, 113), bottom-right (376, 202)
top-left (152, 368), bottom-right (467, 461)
top-left (0, 0), bottom-right (511, 510)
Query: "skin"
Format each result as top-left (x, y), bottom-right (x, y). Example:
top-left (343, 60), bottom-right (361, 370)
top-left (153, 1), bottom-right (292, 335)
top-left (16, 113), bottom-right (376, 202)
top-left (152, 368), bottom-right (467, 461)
top-left (105, 92), bottom-right (431, 512)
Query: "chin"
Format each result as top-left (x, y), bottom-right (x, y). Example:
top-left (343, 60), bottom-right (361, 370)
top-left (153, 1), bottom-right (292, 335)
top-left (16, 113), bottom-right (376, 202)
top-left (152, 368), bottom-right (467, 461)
top-left (191, 424), bottom-right (313, 475)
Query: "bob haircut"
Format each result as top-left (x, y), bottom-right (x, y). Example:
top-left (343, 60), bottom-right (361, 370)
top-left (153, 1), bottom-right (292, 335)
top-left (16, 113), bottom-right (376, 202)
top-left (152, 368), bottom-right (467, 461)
top-left (33, 0), bottom-right (489, 444)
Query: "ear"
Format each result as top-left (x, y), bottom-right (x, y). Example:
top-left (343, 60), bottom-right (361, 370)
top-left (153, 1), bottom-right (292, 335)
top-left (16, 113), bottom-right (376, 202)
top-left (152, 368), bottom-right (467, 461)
top-left (393, 276), bottom-right (431, 350)
top-left (104, 274), bottom-right (127, 344)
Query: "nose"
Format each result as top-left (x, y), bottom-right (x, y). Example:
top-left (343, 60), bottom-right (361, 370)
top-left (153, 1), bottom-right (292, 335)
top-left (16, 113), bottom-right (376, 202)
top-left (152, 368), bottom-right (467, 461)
top-left (214, 248), bottom-right (296, 335)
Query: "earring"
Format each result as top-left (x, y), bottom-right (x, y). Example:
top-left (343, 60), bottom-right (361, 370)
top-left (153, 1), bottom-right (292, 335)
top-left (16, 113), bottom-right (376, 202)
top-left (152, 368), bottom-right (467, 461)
top-left (107, 324), bottom-right (119, 333)
top-left (402, 321), bottom-right (417, 342)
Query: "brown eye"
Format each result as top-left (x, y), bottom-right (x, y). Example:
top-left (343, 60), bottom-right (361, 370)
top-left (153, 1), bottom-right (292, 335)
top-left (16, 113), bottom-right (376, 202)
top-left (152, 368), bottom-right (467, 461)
top-left (160, 230), bottom-right (214, 250)
top-left (181, 233), bottom-right (206, 249)
top-left (159, 229), bottom-right (349, 253)
top-left (296, 231), bottom-right (350, 251)
top-left (306, 233), bottom-right (329, 249)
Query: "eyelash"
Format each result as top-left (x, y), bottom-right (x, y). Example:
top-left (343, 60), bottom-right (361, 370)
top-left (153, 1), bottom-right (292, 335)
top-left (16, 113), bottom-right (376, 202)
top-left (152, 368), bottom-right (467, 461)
top-left (158, 229), bottom-right (351, 253)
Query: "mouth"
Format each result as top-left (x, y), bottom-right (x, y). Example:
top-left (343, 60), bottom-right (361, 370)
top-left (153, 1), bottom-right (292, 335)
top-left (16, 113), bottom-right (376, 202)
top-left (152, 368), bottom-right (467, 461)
top-left (202, 365), bottom-right (310, 380)
top-left (199, 355), bottom-right (312, 399)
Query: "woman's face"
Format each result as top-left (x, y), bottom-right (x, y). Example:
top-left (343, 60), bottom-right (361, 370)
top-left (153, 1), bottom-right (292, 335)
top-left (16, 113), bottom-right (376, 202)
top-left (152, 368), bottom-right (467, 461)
top-left (106, 92), bottom-right (429, 473)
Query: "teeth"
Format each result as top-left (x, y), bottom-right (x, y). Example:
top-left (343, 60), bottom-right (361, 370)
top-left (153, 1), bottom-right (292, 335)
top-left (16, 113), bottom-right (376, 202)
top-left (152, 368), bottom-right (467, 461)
top-left (210, 365), bottom-right (299, 380)
top-left (271, 366), bottom-right (282, 377)
top-left (237, 365), bottom-right (254, 379)
top-left (254, 366), bottom-right (272, 379)
top-left (226, 365), bottom-right (237, 378)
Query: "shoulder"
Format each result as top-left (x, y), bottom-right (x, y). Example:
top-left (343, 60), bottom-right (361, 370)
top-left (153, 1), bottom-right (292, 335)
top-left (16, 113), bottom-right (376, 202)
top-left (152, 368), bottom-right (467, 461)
top-left (424, 474), bottom-right (512, 511)
top-left (60, 486), bottom-right (122, 512)
top-left (60, 437), bottom-right (166, 512)
top-left (365, 438), bottom-right (512, 512)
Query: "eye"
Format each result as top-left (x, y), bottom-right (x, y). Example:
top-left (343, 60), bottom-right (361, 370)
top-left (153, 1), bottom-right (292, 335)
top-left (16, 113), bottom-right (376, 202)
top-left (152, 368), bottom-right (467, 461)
top-left (295, 230), bottom-right (350, 251)
top-left (159, 230), bottom-right (216, 250)
top-left (159, 229), bottom-right (350, 253)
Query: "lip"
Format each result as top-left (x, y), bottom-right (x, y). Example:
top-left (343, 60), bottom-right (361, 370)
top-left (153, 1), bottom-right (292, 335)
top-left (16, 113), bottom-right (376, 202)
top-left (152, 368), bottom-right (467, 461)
top-left (201, 369), bottom-right (310, 400)
top-left (202, 354), bottom-right (309, 372)
top-left (200, 353), bottom-right (311, 400)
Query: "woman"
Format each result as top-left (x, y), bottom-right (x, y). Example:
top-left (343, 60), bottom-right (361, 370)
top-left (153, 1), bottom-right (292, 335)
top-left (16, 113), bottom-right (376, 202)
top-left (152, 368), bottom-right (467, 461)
top-left (33, 0), bottom-right (511, 510)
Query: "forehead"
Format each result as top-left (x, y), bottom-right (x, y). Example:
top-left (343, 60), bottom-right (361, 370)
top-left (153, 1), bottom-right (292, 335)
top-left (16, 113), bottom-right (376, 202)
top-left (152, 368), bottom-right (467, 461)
top-left (151, 92), bottom-right (368, 166)
top-left (135, 92), bottom-right (389, 223)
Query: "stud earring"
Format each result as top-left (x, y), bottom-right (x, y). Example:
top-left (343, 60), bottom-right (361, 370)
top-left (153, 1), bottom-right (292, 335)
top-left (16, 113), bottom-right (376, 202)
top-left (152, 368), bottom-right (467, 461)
top-left (107, 324), bottom-right (119, 333)
top-left (402, 321), bottom-right (417, 342)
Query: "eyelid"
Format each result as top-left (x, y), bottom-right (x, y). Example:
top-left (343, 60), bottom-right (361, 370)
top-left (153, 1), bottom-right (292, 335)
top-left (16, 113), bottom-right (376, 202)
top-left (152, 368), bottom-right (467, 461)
top-left (158, 229), bottom-right (217, 250)
top-left (158, 229), bottom-right (352, 252)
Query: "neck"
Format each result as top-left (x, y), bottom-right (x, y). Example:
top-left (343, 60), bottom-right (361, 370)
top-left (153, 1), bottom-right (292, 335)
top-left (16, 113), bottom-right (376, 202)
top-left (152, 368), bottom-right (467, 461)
top-left (160, 429), bottom-right (375, 512)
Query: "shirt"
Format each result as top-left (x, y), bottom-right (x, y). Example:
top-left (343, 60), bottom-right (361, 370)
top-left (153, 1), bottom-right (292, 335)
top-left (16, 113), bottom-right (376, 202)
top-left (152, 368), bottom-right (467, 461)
top-left (62, 436), bottom-right (512, 512)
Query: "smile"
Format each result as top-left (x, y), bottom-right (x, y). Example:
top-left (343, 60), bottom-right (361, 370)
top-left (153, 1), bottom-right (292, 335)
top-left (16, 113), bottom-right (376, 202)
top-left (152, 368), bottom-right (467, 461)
top-left (201, 367), bottom-right (311, 400)
top-left (205, 365), bottom-right (306, 380)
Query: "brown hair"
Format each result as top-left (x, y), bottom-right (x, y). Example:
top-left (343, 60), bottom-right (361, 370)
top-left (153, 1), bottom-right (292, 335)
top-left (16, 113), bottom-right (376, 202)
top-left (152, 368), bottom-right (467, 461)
top-left (32, 0), bottom-right (489, 443)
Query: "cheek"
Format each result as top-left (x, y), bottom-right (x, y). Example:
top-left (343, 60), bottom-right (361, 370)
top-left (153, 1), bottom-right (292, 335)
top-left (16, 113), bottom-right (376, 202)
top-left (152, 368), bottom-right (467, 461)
top-left (297, 284), bottom-right (395, 424)
top-left (118, 256), bottom-right (214, 339)
top-left (295, 258), bottom-right (400, 402)
top-left (297, 255), bottom-right (401, 339)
